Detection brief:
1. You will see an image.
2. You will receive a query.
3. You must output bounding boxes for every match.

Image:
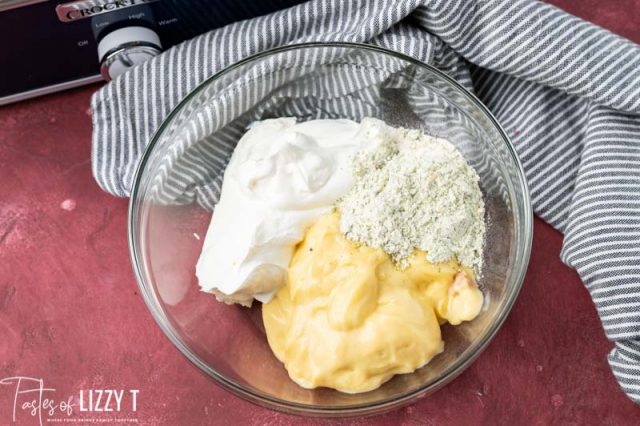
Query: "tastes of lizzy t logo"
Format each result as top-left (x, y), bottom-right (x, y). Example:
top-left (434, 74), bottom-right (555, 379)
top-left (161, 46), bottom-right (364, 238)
top-left (0, 376), bottom-right (139, 425)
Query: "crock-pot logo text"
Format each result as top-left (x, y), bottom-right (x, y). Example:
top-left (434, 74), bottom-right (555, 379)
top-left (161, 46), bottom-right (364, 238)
top-left (0, 376), bottom-right (139, 426)
top-left (56, 0), bottom-right (158, 22)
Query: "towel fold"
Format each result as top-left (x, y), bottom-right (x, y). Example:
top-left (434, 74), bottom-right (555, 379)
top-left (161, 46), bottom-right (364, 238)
top-left (91, 0), bottom-right (640, 403)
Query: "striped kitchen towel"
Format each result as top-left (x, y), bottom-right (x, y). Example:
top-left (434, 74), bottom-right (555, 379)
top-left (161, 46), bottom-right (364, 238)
top-left (90, 0), bottom-right (640, 403)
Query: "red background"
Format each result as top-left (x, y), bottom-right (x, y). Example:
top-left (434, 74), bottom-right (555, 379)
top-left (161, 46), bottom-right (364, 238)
top-left (1, 1), bottom-right (640, 424)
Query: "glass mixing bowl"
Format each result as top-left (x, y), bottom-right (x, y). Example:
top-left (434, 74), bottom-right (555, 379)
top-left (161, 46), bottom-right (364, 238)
top-left (129, 42), bottom-right (532, 416)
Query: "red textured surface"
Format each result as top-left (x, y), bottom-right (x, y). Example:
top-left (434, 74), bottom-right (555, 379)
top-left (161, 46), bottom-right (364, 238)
top-left (1, 1), bottom-right (640, 424)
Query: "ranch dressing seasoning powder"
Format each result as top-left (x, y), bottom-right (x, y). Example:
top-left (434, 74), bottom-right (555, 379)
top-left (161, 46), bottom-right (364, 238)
top-left (338, 119), bottom-right (485, 272)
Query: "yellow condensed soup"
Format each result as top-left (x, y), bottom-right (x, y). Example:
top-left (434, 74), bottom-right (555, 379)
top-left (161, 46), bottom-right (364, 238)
top-left (262, 212), bottom-right (483, 393)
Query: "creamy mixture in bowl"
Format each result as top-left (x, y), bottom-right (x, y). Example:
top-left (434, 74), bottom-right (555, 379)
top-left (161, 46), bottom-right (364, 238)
top-left (196, 117), bottom-right (486, 393)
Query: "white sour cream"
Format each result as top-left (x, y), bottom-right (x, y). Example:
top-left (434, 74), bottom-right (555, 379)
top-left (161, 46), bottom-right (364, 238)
top-left (196, 117), bottom-right (365, 306)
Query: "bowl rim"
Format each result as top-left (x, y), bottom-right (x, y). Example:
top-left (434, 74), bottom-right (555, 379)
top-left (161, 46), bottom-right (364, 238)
top-left (128, 41), bottom-right (533, 415)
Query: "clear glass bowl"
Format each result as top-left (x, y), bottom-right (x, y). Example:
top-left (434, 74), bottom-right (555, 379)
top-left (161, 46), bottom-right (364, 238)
top-left (129, 42), bottom-right (532, 416)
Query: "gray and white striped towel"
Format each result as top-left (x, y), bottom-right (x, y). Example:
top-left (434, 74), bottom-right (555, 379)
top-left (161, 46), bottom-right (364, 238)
top-left (91, 0), bottom-right (640, 403)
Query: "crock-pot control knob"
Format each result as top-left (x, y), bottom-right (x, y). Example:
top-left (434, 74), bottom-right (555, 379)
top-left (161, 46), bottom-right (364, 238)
top-left (98, 26), bottom-right (162, 81)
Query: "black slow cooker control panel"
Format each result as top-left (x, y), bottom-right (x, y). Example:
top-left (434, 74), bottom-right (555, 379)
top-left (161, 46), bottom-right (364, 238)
top-left (0, 0), bottom-right (306, 105)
